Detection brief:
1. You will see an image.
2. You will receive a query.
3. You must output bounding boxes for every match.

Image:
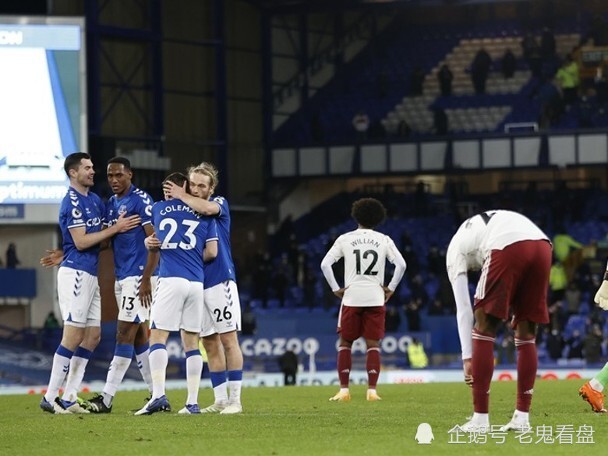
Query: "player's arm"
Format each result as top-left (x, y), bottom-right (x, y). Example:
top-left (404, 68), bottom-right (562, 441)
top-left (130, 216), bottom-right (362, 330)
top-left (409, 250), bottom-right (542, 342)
top-left (320, 252), bottom-right (345, 299)
top-left (203, 239), bottom-right (218, 262)
top-left (139, 224), bottom-right (158, 308)
top-left (163, 181), bottom-right (220, 216)
top-left (384, 244), bottom-right (407, 303)
top-left (594, 262), bottom-right (608, 310)
top-left (451, 272), bottom-right (474, 386)
top-left (71, 213), bottom-right (141, 251)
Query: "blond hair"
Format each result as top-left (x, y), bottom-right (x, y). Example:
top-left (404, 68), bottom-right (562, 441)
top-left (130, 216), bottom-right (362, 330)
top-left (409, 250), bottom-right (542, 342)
top-left (187, 161), bottom-right (219, 190)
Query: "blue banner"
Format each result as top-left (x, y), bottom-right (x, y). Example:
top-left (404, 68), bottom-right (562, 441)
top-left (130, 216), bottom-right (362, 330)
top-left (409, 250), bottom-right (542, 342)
top-left (0, 204), bottom-right (24, 219)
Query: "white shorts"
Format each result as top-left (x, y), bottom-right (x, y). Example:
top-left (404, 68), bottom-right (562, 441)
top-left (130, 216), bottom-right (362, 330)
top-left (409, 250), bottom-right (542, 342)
top-left (201, 280), bottom-right (241, 337)
top-left (114, 276), bottom-right (158, 323)
top-left (57, 267), bottom-right (101, 328)
top-left (150, 277), bottom-right (204, 333)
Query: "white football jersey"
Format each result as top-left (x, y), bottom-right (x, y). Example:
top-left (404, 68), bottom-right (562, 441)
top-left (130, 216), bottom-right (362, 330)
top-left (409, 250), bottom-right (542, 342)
top-left (321, 228), bottom-right (405, 307)
top-left (446, 210), bottom-right (549, 283)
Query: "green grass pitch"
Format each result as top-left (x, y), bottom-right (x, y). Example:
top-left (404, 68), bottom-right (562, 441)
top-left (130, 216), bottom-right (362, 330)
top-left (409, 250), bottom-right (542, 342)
top-left (1, 379), bottom-right (606, 455)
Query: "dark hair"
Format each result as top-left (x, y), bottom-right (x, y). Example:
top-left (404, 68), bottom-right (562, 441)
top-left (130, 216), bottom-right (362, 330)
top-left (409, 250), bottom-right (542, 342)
top-left (351, 197), bottom-right (386, 229)
top-left (163, 172), bottom-right (191, 194)
top-left (64, 152), bottom-right (91, 176)
top-left (107, 156), bottom-right (131, 170)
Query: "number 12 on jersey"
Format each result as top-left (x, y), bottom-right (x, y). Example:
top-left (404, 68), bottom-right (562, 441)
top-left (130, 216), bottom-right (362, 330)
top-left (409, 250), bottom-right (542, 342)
top-left (354, 249), bottom-right (378, 275)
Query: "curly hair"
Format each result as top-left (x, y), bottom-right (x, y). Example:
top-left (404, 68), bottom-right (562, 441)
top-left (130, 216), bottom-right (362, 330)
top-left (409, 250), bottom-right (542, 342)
top-left (351, 197), bottom-right (386, 229)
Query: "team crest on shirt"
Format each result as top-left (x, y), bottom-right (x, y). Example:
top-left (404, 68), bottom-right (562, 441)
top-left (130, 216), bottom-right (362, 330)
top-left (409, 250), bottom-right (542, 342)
top-left (118, 204), bottom-right (128, 215)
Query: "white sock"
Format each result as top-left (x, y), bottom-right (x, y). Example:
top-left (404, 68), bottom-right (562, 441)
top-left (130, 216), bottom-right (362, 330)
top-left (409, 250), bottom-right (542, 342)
top-left (228, 380), bottom-right (242, 404)
top-left (103, 356), bottom-right (132, 401)
top-left (149, 344), bottom-right (167, 399)
top-left (185, 350), bottom-right (202, 405)
top-left (227, 370), bottom-right (243, 404)
top-left (62, 347), bottom-right (93, 402)
top-left (135, 344), bottom-right (153, 394)
top-left (44, 345), bottom-right (73, 402)
top-left (514, 410), bottom-right (529, 421)
top-left (591, 378), bottom-right (604, 392)
top-left (213, 382), bottom-right (229, 403)
top-left (340, 387), bottom-right (349, 393)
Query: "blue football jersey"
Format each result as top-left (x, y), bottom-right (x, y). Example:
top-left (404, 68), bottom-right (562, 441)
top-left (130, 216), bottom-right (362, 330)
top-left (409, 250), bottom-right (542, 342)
top-left (204, 196), bottom-right (237, 288)
top-left (152, 199), bottom-right (218, 282)
top-left (105, 185), bottom-right (158, 280)
top-left (59, 187), bottom-right (105, 276)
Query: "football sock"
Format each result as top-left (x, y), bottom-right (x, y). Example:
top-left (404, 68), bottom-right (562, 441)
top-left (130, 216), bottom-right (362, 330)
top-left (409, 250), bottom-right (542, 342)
top-left (592, 361), bottom-right (608, 391)
top-left (472, 329), bottom-right (495, 414)
top-left (44, 345), bottom-right (73, 402)
top-left (210, 371), bottom-right (229, 403)
top-left (185, 350), bottom-right (202, 405)
top-left (149, 343), bottom-right (168, 399)
top-left (515, 337), bottom-right (537, 413)
top-left (135, 343), bottom-right (153, 393)
top-left (102, 344), bottom-right (134, 406)
top-left (62, 346), bottom-right (93, 402)
top-left (227, 370), bottom-right (243, 404)
top-left (366, 347), bottom-right (381, 389)
top-left (337, 346), bottom-right (352, 388)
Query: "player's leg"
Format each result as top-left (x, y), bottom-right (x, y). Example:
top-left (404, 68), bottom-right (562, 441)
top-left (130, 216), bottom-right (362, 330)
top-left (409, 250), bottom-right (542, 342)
top-left (220, 330), bottom-right (243, 414)
top-left (364, 339), bottom-right (382, 401)
top-left (200, 282), bottom-right (230, 412)
top-left (133, 276), bottom-right (157, 394)
top-left (362, 306), bottom-right (386, 401)
top-left (460, 308), bottom-right (500, 431)
top-left (41, 324), bottom-right (85, 414)
top-left (179, 330), bottom-right (203, 414)
top-left (88, 320), bottom-right (139, 412)
top-left (134, 322), bottom-right (153, 395)
top-left (580, 363), bottom-right (608, 413)
top-left (135, 277), bottom-right (185, 415)
top-left (218, 281), bottom-right (244, 413)
top-left (500, 239), bottom-right (551, 431)
top-left (62, 279), bottom-right (102, 406)
top-left (62, 324), bottom-right (100, 404)
top-left (330, 305), bottom-right (358, 401)
top-left (177, 283), bottom-right (205, 414)
top-left (330, 335), bottom-right (353, 401)
top-left (89, 277), bottom-right (152, 412)
top-left (201, 333), bottom-right (229, 412)
top-left (460, 248), bottom-right (514, 431)
top-left (496, 319), bottom-right (537, 430)
top-left (42, 268), bottom-right (95, 414)
top-left (134, 328), bottom-right (171, 415)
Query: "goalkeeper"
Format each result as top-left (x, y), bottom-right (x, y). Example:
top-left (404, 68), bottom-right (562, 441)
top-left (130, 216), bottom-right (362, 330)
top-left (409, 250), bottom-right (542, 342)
top-left (579, 271), bottom-right (608, 413)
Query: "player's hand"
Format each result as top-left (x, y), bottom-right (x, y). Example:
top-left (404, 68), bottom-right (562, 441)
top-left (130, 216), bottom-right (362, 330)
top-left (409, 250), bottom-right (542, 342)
top-left (163, 180), bottom-right (187, 200)
top-left (139, 277), bottom-right (153, 308)
top-left (383, 286), bottom-right (394, 303)
top-left (40, 249), bottom-right (63, 267)
top-left (463, 358), bottom-right (473, 387)
top-left (333, 288), bottom-right (346, 299)
top-left (144, 233), bottom-right (161, 251)
top-left (114, 213), bottom-right (141, 233)
top-left (594, 279), bottom-right (608, 310)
